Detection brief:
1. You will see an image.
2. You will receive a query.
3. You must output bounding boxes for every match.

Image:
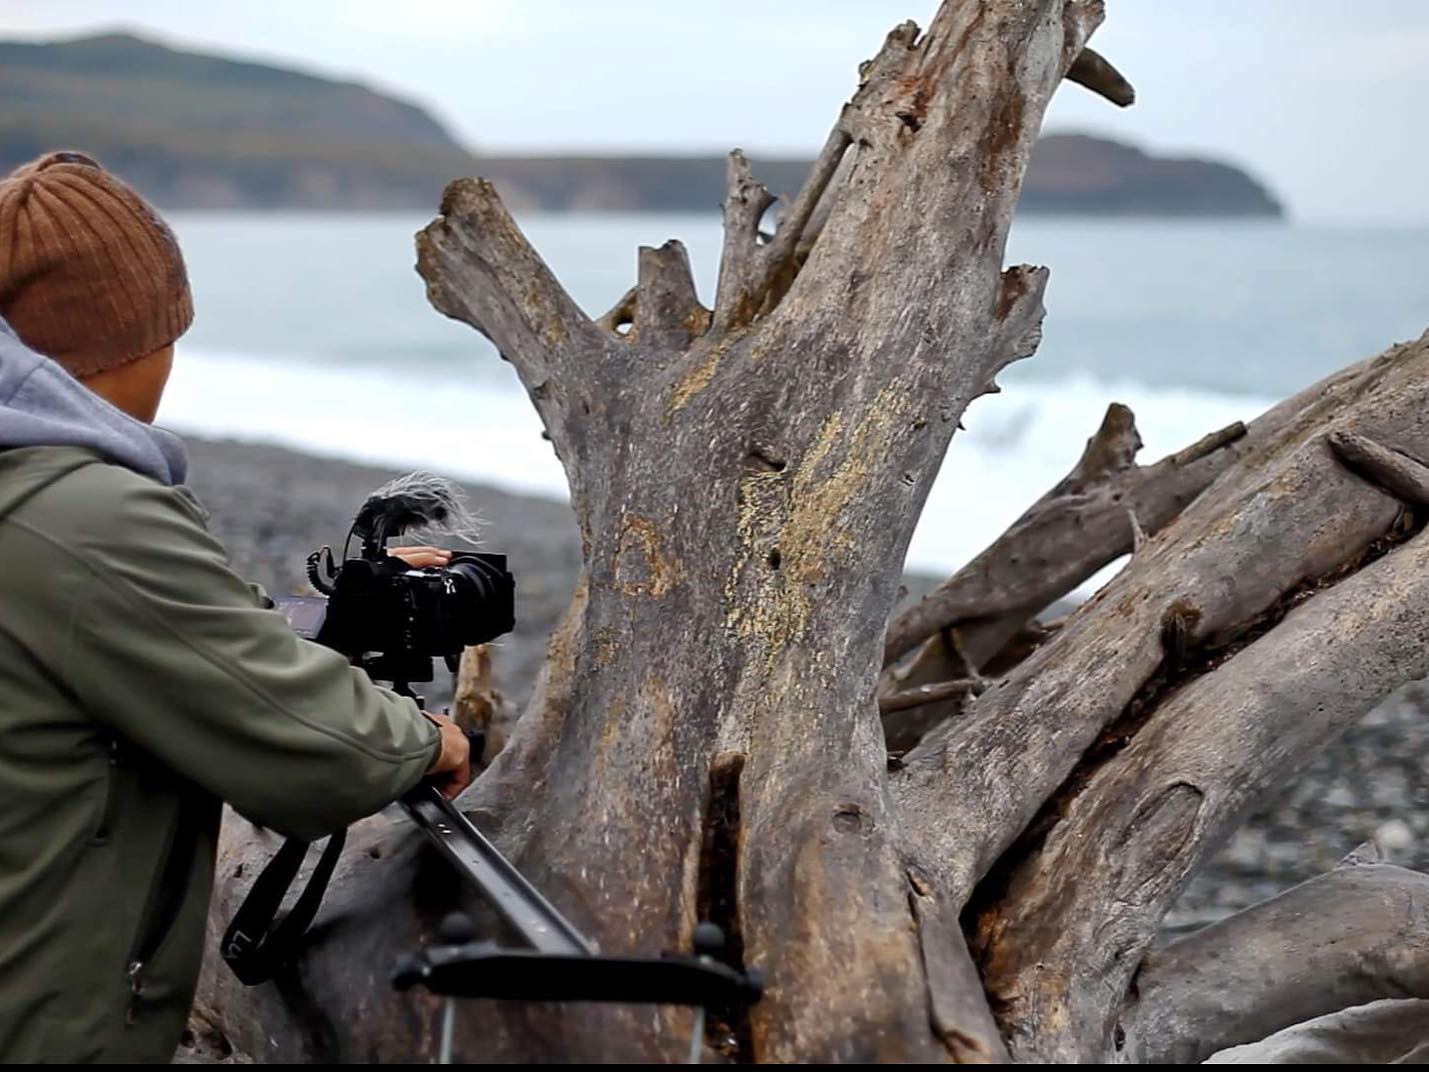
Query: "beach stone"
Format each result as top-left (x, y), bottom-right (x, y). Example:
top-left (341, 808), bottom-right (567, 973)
top-left (1374, 818), bottom-right (1415, 856)
top-left (1172, 687), bottom-right (1429, 931)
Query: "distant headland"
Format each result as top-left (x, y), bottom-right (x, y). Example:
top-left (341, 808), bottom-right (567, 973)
top-left (0, 32), bottom-right (1284, 218)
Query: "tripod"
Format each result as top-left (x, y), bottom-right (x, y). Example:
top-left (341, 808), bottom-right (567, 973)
top-left (385, 682), bottom-right (763, 1063)
top-left (223, 670), bottom-right (761, 1063)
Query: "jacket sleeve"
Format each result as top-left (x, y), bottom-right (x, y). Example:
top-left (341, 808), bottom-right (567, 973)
top-left (59, 476), bottom-right (441, 841)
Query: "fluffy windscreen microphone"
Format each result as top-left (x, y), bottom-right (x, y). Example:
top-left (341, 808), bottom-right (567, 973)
top-left (350, 471), bottom-right (482, 552)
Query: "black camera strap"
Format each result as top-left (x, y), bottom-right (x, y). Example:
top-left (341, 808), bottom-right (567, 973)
top-left (220, 787), bottom-right (762, 1013)
top-left (221, 828), bottom-right (347, 985)
top-left (221, 727), bottom-right (483, 986)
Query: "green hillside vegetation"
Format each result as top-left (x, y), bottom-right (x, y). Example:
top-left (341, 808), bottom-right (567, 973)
top-left (0, 32), bottom-right (470, 208)
top-left (0, 32), bottom-right (1283, 217)
top-left (0, 33), bottom-right (452, 144)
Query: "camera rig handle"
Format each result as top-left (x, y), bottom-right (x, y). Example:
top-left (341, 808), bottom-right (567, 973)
top-left (400, 781), bottom-right (591, 957)
top-left (393, 783), bottom-right (763, 1012)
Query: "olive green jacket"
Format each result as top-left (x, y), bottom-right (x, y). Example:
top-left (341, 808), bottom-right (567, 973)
top-left (0, 447), bottom-right (441, 1062)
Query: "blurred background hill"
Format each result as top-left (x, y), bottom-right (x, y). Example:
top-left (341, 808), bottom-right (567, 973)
top-left (0, 31), bottom-right (1283, 215)
top-left (0, 32), bottom-right (470, 208)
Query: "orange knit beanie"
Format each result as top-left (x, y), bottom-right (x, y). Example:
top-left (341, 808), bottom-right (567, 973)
top-left (0, 151), bottom-right (193, 377)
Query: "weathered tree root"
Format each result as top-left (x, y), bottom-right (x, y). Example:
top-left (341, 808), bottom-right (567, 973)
top-left (881, 402), bottom-right (1248, 700)
top-left (1199, 999), bottom-right (1429, 1064)
top-left (1119, 864), bottom-right (1429, 1063)
top-left (195, 0), bottom-right (1429, 1062)
top-left (204, 4), bottom-right (1114, 1061)
top-left (895, 330), bottom-right (1429, 1061)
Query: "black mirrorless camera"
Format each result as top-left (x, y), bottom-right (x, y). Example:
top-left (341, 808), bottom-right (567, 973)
top-left (275, 474), bottom-right (515, 687)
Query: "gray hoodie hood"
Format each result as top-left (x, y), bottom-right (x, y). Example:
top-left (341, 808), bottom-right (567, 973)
top-left (0, 318), bottom-right (187, 486)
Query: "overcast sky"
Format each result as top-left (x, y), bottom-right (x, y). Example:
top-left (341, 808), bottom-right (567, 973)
top-left (4, 1), bottom-right (1427, 224)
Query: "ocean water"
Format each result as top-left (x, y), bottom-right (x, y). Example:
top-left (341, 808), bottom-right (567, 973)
top-left (161, 211), bottom-right (1428, 580)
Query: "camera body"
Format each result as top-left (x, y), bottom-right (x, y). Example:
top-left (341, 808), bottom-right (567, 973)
top-left (326, 550), bottom-right (515, 684)
top-left (273, 474), bottom-right (515, 687)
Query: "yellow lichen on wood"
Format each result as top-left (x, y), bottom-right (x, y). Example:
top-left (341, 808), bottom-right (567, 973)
top-left (727, 384), bottom-right (910, 663)
top-left (590, 625), bottom-right (622, 667)
top-left (668, 340), bottom-right (726, 416)
top-left (615, 513), bottom-right (682, 597)
top-left (529, 281), bottom-right (571, 346)
top-left (589, 694), bottom-right (629, 789)
top-left (684, 305), bottom-right (713, 337)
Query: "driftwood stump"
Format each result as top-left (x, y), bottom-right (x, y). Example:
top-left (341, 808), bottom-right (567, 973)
top-left (192, 1), bottom-right (1429, 1062)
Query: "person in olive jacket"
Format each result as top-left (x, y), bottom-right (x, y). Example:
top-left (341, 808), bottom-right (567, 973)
top-left (0, 152), bottom-right (473, 1063)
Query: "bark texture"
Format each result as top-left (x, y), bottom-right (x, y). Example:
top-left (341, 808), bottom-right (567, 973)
top-left (191, 2), bottom-right (1429, 1063)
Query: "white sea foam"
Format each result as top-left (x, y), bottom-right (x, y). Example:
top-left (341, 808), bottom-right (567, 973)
top-left (163, 347), bottom-right (570, 499)
top-left (163, 348), bottom-right (1274, 587)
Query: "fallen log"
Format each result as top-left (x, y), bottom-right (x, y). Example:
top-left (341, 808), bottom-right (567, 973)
top-left (1122, 865), bottom-right (1429, 1063)
top-left (189, 1), bottom-right (1429, 1062)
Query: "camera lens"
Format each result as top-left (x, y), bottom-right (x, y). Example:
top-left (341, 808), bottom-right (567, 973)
top-left (442, 555), bottom-right (515, 647)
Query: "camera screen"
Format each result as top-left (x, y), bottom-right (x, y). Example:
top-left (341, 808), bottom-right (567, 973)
top-left (273, 596), bottom-right (328, 639)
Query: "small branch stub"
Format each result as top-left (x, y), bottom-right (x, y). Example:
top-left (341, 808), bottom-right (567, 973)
top-left (1328, 428), bottom-right (1429, 507)
top-left (1065, 47), bottom-right (1135, 107)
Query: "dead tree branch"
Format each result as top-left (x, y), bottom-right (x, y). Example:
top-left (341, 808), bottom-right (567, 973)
top-left (1119, 865), bottom-right (1429, 1064)
top-left (970, 511), bottom-right (1429, 1060)
top-left (1328, 427), bottom-right (1429, 507)
top-left (712, 150), bottom-right (778, 332)
top-left (405, 2), bottom-right (1106, 1060)
top-left (892, 332), bottom-right (1429, 1054)
top-left (596, 285), bottom-right (638, 334)
top-left (197, 5), bottom-right (1429, 1066)
top-left (883, 403), bottom-right (1247, 669)
top-left (633, 240), bottom-right (709, 349)
top-left (789, 40), bottom-right (1134, 268)
top-left (416, 178), bottom-right (613, 508)
top-left (1065, 46), bottom-right (1135, 106)
top-left (417, 179), bottom-right (606, 381)
top-left (452, 644), bottom-right (513, 765)
top-left (878, 677), bottom-right (979, 715)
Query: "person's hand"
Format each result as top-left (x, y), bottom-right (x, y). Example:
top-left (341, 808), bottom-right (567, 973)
top-left (389, 546), bottom-right (452, 569)
top-left (423, 712), bottom-right (473, 800)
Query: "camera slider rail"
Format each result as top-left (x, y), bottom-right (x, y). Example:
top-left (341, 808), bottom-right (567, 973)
top-left (393, 783), bottom-right (763, 1011)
